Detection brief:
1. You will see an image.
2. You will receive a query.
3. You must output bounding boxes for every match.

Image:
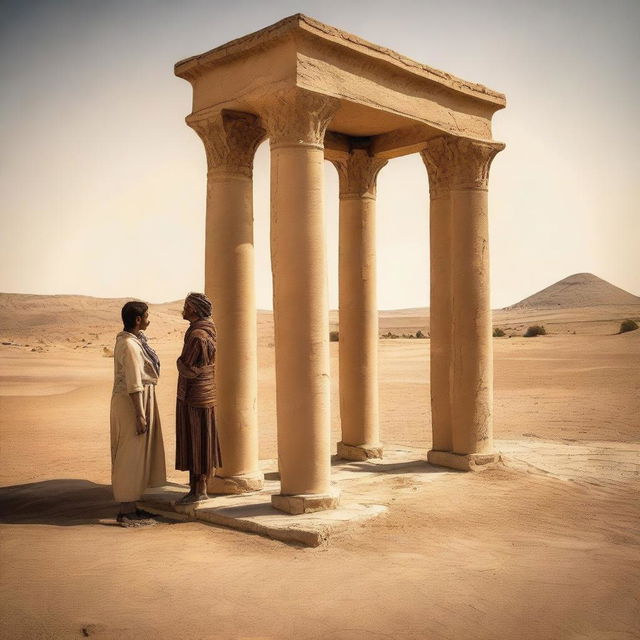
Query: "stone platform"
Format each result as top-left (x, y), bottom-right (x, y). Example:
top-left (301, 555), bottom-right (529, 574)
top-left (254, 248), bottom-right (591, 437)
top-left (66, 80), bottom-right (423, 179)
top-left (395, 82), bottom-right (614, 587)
top-left (139, 446), bottom-right (459, 546)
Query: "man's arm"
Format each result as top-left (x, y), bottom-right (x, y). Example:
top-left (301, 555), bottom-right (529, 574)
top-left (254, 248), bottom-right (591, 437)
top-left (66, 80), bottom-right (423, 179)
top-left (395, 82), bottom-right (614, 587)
top-left (129, 391), bottom-right (147, 434)
top-left (177, 334), bottom-right (208, 378)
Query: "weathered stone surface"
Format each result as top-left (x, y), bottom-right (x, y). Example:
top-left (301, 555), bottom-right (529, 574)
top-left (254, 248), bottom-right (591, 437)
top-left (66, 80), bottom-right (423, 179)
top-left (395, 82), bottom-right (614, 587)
top-left (331, 149), bottom-right (388, 199)
top-left (208, 472), bottom-right (264, 495)
top-left (271, 487), bottom-right (340, 515)
top-left (337, 441), bottom-right (383, 462)
top-left (260, 88), bottom-right (339, 147)
top-left (421, 136), bottom-right (505, 199)
top-left (175, 14), bottom-right (505, 149)
top-left (188, 110), bottom-right (265, 177)
top-left (427, 450), bottom-right (502, 472)
top-left (139, 476), bottom-right (383, 547)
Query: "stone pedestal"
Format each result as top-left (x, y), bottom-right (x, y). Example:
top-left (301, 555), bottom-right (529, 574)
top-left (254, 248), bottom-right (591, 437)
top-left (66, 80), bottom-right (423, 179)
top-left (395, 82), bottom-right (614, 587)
top-left (189, 110), bottom-right (265, 493)
top-left (427, 450), bottom-right (501, 472)
top-left (271, 487), bottom-right (341, 515)
top-left (207, 471), bottom-right (265, 494)
top-left (332, 148), bottom-right (387, 461)
top-left (336, 441), bottom-right (384, 462)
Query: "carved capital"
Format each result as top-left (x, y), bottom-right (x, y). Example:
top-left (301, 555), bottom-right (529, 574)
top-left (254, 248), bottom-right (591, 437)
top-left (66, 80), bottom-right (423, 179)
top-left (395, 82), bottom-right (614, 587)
top-left (331, 149), bottom-right (388, 199)
top-left (188, 110), bottom-right (266, 178)
top-left (260, 89), bottom-right (339, 148)
top-left (420, 137), bottom-right (504, 199)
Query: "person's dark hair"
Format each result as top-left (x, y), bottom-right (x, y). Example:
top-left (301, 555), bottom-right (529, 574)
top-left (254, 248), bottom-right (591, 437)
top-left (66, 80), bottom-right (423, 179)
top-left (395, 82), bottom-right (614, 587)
top-left (121, 301), bottom-right (148, 331)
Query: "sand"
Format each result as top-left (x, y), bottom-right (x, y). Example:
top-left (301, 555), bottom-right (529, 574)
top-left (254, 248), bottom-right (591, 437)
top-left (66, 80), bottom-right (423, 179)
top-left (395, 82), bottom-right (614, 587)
top-left (1, 295), bottom-right (639, 639)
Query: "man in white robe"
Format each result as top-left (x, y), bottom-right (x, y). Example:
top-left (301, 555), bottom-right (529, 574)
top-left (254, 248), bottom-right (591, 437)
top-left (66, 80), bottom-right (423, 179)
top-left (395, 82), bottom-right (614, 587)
top-left (110, 301), bottom-right (166, 526)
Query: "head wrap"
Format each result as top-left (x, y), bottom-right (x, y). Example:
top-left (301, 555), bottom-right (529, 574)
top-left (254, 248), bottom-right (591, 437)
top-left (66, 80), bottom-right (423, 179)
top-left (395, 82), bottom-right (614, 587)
top-left (186, 292), bottom-right (212, 319)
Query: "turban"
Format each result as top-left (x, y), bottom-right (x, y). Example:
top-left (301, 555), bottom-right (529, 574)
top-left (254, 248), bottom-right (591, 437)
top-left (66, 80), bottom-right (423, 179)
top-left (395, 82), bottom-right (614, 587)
top-left (186, 292), bottom-right (212, 319)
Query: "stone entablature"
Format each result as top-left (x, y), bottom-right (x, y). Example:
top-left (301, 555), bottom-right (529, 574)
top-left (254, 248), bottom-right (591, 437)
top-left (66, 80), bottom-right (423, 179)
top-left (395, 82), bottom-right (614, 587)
top-left (175, 14), bottom-right (505, 146)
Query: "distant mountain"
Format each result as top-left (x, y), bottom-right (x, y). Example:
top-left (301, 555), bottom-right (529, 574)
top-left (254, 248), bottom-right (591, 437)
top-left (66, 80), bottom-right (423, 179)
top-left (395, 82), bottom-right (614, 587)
top-left (506, 273), bottom-right (640, 309)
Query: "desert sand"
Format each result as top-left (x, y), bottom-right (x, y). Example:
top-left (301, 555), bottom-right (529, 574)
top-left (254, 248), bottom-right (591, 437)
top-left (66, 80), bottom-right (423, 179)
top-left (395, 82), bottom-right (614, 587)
top-left (1, 277), bottom-right (639, 639)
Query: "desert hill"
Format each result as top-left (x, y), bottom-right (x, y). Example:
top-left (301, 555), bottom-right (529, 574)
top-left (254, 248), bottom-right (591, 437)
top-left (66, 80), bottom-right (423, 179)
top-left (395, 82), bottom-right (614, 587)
top-left (505, 273), bottom-right (640, 309)
top-left (1, 272), bottom-right (639, 350)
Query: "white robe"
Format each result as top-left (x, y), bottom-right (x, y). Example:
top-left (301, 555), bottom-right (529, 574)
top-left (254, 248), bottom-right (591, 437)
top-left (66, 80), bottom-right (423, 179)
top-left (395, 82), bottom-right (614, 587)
top-left (110, 331), bottom-right (166, 502)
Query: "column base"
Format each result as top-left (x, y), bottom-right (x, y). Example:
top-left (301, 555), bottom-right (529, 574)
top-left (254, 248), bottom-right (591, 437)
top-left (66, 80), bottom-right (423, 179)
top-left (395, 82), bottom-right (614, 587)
top-left (427, 450), bottom-right (501, 472)
top-left (207, 471), bottom-right (264, 495)
top-left (337, 441), bottom-right (383, 461)
top-left (271, 487), bottom-right (341, 515)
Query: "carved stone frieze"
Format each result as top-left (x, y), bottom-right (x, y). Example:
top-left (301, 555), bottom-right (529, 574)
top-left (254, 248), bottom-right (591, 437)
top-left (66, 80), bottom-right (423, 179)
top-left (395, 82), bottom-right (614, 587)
top-left (260, 89), bottom-right (339, 147)
top-left (331, 149), bottom-right (388, 199)
top-left (188, 110), bottom-right (266, 177)
top-left (420, 136), bottom-right (504, 199)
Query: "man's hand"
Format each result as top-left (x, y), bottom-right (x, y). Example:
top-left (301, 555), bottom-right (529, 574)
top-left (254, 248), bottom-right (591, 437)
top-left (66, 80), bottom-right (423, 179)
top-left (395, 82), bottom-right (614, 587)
top-left (129, 391), bottom-right (147, 434)
top-left (135, 414), bottom-right (148, 435)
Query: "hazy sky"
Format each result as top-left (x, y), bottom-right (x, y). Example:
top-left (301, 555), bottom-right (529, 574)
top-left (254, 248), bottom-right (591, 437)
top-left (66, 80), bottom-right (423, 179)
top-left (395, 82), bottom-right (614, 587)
top-left (1, 0), bottom-right (638, 308)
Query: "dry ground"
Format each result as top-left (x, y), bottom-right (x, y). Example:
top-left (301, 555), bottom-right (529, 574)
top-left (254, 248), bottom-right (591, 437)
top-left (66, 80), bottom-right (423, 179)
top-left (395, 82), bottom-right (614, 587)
top-left (1, 310), bottom-right (639, 639)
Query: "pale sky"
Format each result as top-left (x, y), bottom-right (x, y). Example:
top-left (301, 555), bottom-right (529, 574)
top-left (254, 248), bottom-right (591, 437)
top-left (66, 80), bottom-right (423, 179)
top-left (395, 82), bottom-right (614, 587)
top-left (1, 0), bottom-right (638, 309)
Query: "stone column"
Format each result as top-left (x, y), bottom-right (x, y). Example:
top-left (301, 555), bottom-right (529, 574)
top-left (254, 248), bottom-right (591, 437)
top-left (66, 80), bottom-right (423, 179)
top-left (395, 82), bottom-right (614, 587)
top-left (188, 110), bottom-right (265, 493)
top-left (331, 148), bottom-right (387, 461)
top-left (421, 136), bottom-right (504, 471)
top-left (421, 139), bottom-right (454, 456)
top-left (261, 90), bottom-right (340, 514)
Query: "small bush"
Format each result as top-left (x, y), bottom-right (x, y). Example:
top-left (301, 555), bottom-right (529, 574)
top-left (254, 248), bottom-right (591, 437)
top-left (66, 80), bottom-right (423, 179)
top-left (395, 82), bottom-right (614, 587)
top-left (524, 325), bottom-right (546, 338)
top-left (380, 331), bottom-right (399, 339)
top-left (619, 319), bottom-right (639, 334)
top-left (415, 330), bottom-right (426, 339)
top-left (493, 328), bottom-right (505, 337)
top-left (329, 330), bottom-right (339, 342)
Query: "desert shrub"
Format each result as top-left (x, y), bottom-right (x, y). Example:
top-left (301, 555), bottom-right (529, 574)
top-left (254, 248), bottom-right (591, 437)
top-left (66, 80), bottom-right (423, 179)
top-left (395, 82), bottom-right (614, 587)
top-left (492, 328), bottom-right (505, 337)
top-left (524, 325), bottom-right (546, 338)
top-left (619, 319), bottom-right (639, 334)
top-left (380, 331), bottom-right (399, 339)
top-left (415, 330), bottom-right (426, 339)
top-left (329, 330), bottom-right (339, 342)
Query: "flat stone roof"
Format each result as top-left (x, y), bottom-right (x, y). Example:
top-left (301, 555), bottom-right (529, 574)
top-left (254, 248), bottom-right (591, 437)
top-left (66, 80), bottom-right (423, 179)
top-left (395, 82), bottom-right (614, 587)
top-left (176, 14), bottom-right (504, 107)
top-left (175, 14), bottom-right (505, 147)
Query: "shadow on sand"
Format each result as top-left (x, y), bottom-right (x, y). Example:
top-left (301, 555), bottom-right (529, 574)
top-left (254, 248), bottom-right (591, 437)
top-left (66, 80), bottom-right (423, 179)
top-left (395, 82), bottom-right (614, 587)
top-left (0, 479), bottom-right (182, 527)
top-left (262, 456), bottom-right (453, 481)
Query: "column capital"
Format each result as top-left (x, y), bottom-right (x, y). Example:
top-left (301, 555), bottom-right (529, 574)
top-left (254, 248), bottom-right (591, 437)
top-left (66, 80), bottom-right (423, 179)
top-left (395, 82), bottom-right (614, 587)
top-left (331, 149), bottom-right (388, 199)
top-left (420, 136), bottom-right (505, 199)
top-left (187, 110), bottom-right (266, 178)
top-left (259, 89), bottom-right (339, 149)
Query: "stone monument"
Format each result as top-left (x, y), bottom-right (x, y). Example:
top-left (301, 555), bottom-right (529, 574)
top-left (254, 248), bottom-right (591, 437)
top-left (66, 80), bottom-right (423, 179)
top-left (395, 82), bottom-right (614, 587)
top-left (175, 14), bottom-right (505, 514)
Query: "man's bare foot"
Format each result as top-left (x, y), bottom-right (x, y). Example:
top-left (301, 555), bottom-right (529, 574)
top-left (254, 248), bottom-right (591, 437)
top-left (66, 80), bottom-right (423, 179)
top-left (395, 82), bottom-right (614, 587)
top-left (176, 491), bottom-right (196, 505)
top-left (176, 492), bottom-right (208, 504)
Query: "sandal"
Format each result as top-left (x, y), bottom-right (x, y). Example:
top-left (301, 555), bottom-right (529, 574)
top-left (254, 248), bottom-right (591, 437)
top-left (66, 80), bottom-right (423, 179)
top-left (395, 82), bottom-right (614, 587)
top-left (117, 512), bottom-right (157, 528)
top-left (135, 508), bottom-right (157, 519)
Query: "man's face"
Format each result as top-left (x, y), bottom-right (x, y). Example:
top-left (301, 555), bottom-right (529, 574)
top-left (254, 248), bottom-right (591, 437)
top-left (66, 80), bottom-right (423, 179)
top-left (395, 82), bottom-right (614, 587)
top-left (182, 302), bottom-right (193, 320)
top-left (137, 311), bottom-right (150, 331)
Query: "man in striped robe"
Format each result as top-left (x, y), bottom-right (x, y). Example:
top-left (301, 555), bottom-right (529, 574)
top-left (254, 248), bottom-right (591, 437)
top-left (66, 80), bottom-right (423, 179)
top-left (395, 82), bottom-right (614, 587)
top-left (175, 292), bottom-right (222, 503)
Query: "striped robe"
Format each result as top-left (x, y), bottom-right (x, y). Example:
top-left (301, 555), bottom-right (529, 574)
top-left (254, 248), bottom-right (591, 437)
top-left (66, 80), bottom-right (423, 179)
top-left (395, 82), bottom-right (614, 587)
top-left (175, 318), bottom-right (222, 475)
